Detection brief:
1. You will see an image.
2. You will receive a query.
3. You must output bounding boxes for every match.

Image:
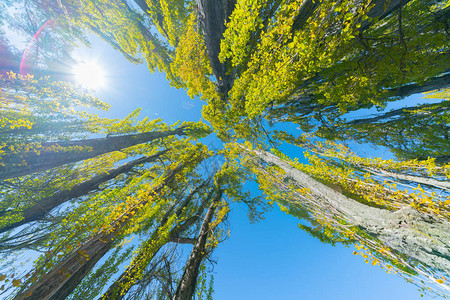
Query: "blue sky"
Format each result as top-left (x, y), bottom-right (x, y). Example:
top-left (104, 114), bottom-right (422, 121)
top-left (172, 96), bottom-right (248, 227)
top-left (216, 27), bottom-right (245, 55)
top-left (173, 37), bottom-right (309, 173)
top-left (73, 36), bottom-right (436, 300)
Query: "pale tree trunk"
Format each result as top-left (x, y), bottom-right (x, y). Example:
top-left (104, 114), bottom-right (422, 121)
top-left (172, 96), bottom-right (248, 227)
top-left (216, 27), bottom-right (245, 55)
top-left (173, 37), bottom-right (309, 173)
top-left (173, 190), bottom-right (223, 300)
top-left (0, 127), bottom-right (185, 181)
top-left (363, 167), bottom-right (450, 191)
top-left (0, 149), bottom-right (169, 234)
top-left (254, 149), bottom-right (450, 276)
top-left (13, 164), bottom-right (184, 300)
top-left (303, 143), bottom-right (450, 191)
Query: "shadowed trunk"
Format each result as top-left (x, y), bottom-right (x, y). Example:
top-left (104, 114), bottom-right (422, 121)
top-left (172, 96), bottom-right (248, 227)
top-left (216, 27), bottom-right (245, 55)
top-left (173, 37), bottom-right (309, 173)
top-left (0, 149), bottom-right (170, 234)
top-left (173, 189), bottom-right (222, 300)
top-left (359, 0), bottom-right (411, 32)
top-left (388, 73), bottom-right (450, 99)
top-left (269, 72), bottom-right (450, 128)
top-left (347, 102), bottom-right (450, 126)
top-left (197, 0), bottom-right (235, 96)
top-left (0, 127), bottom-right (185, 181)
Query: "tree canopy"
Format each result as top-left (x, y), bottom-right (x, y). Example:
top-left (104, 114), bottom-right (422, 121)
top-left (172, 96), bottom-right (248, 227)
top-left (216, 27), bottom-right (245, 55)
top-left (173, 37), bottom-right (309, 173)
top-left (0, 0), bottom-right (449, 299)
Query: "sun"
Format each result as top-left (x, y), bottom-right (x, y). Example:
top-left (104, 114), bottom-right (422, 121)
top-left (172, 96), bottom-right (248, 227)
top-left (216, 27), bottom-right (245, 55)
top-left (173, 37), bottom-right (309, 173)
top-left (72, 61), bottom-right (105, 90)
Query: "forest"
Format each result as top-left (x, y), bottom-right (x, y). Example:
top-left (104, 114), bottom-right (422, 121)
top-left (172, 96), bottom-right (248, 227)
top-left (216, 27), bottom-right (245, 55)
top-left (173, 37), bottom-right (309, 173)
top-left (0, 0), bottom-right (449, 299)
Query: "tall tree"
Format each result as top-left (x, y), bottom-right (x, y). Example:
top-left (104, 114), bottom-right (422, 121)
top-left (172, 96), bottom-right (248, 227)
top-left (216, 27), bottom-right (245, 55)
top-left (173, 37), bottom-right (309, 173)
top-left (0, 126), bottom-right (187, 181)
top-left (10, 139), bottom-right (214, 299)
top-left (173, 189), bottom-right (224, 300)
top-left (154, 0), bottom-right (449, 145)
top-left (99, 161), bottom-right (242, 300)
top-left (13, 162), bottom-right (186, 300)
top-left (3, 1), bottom-right (450, 298)
top-left (218, 0), bottom-right (449, 123)
top-left (0, 72), bottom-right (211, 180)
top-left (0, 73), bottom-right (216, 299)
top-left (100, 176), bottom-right (217, 299)
top-left (235, 142), bottom-right (450, 296)
top-left (0, 149), bottom-right (169, 233)
top-left (318, 88), bottom-right (450, 162)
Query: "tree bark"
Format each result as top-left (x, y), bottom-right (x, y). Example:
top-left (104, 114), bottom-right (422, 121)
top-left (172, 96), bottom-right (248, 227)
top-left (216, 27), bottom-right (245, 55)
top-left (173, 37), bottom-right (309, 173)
top-left (0, 149), bottom-right (170, 234)
top-left (0, 127), bottom-right (185, 181)
top-left (300, 142), bottom-right (450, 191)
top-left (13, 164), bottom-right (184, 300)
top-left (197, 0), bottom-right (235, 96)
top-left (254, 149), bottom-right (450, 275)
top-left (173, 190), bottom-right (222, 300)
top-left (364, 167), bottom-right (450, 191)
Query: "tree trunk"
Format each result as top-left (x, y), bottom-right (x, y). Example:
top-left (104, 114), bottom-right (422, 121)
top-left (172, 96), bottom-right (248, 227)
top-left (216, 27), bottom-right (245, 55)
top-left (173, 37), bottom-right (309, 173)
top-left (359, 0), bottom-right (411, 32)
top-left (300, 142), bottom-right (450, 191)
top-left (388, 73), bottom-right (450, 99)
top-left (347, 102), bottom-right (450, 126)
top-left (290, 0), bottom-right (320, 33)
top-left (363, 167), bottom-right (450, 191)
top-left (101, 182), bottom-right (215, 300)
top-left (13, 164), bottom-right (184, 300)
top-left (0, 149), bottom-right (169, 234)
top-left (173, 190), bottom-right (222, 300)
top-left (0, 127), bottom-right (185, 181)
top-left (132, 0), bottom-right (150, 13)
top-left (197, 0), bottom-right (235, 96)
top-left (254, 149), bottom-right (450, 275)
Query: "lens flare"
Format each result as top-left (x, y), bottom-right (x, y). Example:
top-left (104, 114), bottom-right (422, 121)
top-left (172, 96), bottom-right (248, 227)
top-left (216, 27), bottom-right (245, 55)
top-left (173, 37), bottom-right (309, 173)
top-left (73, 61), bottom-right (105, 90)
